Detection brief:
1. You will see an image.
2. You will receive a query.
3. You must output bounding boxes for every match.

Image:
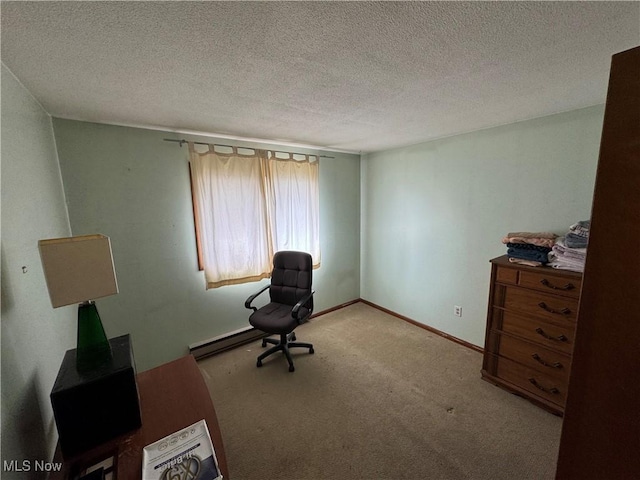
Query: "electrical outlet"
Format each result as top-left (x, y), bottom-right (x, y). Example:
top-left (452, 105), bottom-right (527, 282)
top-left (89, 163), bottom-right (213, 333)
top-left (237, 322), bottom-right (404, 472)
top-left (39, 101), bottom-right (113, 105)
top-left (454, 305), bottom-right (462, 317)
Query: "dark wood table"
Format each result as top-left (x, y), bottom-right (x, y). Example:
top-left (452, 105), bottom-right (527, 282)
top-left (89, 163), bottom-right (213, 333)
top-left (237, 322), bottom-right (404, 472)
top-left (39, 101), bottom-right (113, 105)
top-left (51, 355), bottom-right (229, 479)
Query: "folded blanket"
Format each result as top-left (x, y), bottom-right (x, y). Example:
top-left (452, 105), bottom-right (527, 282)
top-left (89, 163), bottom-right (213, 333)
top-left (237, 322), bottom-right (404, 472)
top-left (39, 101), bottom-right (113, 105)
top-left (548, 237), bottom-right (586, 272)
top-left (549, 261), bottom-right (584, 273)
top-left (508, 257), bottom-right (543, 267)
top-left (507, 247), bottom-right (550, 263)
top-left (548, 254), bottom-right (585, 272)
top-left (552, 238), bottom-right (587, 259)
top-left (564, 220), bottom-right (590, 248)
top-left (568, 220), bottom-right (590, 238)
top-left (506, 243), bottom-right (552, 253)
top-left (565, 233), bottom-right (588, 248)
top-left (502, 232), bottom-right (557, 248)
top-left (505, 232), bottom-right (557, 239)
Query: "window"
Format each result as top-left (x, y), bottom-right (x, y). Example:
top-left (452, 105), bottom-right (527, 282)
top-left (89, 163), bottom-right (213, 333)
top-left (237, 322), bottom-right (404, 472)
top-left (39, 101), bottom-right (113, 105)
top-left (189, 143), bottom-right (320, 289)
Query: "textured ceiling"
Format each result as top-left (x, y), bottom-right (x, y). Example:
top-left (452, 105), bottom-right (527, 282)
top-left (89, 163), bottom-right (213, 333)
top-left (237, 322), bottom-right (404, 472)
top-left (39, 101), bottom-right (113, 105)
top-left (2, 2), bottom-right (638, 153)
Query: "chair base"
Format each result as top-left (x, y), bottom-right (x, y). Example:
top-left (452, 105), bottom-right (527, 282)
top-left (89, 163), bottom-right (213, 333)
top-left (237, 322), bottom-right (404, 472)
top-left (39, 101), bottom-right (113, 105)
top-left (257, 332), bottom-right (314, 372)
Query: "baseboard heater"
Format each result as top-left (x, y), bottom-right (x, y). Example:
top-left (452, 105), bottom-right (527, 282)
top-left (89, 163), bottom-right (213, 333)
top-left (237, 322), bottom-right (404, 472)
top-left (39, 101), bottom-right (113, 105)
top-left (189, 300), bottom-right (360, 361)
top-left (189, 326), bottom-right (268, 360)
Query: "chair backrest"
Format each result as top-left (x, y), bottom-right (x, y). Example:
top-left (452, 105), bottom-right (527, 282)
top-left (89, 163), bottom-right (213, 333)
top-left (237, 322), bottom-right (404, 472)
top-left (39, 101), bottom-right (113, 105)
top-left (269, 251), bottom-right (313, 310)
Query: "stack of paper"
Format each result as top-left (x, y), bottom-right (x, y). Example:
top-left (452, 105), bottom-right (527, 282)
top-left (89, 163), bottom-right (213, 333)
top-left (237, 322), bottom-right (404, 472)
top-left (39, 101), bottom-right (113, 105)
top-left (142, 419), bottom-right (222, 480)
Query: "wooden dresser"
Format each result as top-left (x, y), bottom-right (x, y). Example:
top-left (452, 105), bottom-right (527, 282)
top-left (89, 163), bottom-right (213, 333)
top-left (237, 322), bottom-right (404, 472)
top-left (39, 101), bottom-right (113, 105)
top-left (482, 255), bottom-right (582, 415)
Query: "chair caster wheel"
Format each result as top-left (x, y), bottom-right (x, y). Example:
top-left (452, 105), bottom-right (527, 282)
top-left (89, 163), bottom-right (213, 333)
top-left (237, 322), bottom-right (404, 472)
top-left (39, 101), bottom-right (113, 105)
top-left (289, 365), bottom-right (295, 372)
top-left (257, 360), bottom-right (262, 367)
top-left (309, 347), bottom-right (315, 354)
top-left (261, 340), bottom-right (267, 347)
top-left (291, 333), bottom-right (297, 341)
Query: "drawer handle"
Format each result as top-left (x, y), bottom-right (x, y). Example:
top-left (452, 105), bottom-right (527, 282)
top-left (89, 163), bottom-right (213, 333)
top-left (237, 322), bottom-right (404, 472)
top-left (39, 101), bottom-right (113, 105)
top-left (532, 353), bottom-right (563, 369)
top-left (538, 302), bottom-right (571, 316)
top-left (540, 279), bottom-right (575, 291)
top-left (528, 377), bottom-right (560, 395)
top-left (535, 327), bottom-right (568, 343)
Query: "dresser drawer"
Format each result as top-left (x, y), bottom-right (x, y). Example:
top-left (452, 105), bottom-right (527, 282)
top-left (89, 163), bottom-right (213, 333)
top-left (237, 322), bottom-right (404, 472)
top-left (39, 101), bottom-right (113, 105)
top-left (502, 286), bottom-right (578, 323)
top-left (498, 334), bottom-right (571, 383)
top-left (518, 270), bottom-right (581, 299)
top-left (496, 357), bottom-right (567, 407)
top-left (496, 266), bottom-right (519, 285)
top-left (497, 310), bottom-right (575, 355)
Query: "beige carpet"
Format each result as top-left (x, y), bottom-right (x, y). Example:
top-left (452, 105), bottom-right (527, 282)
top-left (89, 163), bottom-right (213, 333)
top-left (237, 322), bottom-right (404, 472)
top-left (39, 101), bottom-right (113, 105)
top-left (198, 302), bottom-right (562, 480)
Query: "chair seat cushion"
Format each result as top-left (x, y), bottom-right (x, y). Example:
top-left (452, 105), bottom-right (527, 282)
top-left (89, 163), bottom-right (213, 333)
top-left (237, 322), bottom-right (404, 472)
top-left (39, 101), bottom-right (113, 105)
top-left (249, 302), bottom-right (309, 334)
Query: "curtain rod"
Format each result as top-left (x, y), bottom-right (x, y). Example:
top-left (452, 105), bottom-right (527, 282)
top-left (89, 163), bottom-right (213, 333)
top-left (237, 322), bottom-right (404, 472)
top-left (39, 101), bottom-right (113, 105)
top-left (163, 138), bottom-right (334, 159)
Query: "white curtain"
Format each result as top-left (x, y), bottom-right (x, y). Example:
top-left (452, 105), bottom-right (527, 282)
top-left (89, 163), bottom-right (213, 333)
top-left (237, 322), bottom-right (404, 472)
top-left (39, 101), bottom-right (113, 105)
top-left (189, 144), bottom-right (272, 287)
top-left (189, 144), bottom-right (320, 289)
top-left (265, 152), bottom-right (320, 267)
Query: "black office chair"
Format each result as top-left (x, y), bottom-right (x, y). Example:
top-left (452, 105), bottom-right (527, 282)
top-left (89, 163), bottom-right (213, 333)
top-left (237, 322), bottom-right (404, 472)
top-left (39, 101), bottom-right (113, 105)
top-left (245, 251), bottom-right (315, 372)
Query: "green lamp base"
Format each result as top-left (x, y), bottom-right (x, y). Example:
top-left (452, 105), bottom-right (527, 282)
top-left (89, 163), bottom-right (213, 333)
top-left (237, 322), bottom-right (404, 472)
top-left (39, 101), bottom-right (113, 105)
top-left (77, 301), bottom-right (112, 372)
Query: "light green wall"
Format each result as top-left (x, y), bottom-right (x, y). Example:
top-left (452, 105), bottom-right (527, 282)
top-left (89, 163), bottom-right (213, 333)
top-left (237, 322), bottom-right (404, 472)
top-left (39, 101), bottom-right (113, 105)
top-left (52, 119), bottom-right (361, 372)
top-left (1, 71), bottom-right (604, 467)
top-left (1, 65), bottom-right (76, 470)
top-left (361, 106), bottom-right (604, 347)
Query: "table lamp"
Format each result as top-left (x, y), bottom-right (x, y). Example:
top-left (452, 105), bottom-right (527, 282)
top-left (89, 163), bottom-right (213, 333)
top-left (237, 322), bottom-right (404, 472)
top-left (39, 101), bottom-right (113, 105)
top-left (39, 234), bottom-right (118, 372)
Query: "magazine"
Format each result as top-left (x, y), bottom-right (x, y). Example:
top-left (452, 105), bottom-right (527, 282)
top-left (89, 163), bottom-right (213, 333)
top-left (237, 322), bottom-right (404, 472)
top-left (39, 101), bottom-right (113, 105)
top-left (142, 419), bottom-right (223, 480)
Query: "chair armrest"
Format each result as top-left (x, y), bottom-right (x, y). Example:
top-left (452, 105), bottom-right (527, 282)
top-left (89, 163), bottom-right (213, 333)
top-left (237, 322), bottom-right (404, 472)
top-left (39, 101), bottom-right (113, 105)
top-left (292, 290), bottom-right (315, 322)
top-left (245, 285), bottom-right (270, 312)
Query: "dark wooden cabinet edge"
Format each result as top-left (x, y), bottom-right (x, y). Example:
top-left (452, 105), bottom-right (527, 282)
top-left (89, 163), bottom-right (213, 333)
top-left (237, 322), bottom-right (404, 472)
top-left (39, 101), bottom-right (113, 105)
top-left (481, 369), bottom-right (564, 416)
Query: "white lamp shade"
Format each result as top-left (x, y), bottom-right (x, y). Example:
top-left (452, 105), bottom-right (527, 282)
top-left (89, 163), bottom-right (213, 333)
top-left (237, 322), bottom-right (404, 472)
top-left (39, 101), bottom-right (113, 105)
top-left (39, 234), bottom-right (119, 308)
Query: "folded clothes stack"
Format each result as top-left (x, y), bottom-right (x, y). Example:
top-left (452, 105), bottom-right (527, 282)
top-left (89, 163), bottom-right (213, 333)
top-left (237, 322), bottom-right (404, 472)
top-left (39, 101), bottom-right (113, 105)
top-left (564, 220), bottom-right (590, 248)
top-left (548, 221), bottom-right (590, 272)
top-left (501, 232), bottom-right (558, 267)
top-left (548, 238), bottom-right (587, 272)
